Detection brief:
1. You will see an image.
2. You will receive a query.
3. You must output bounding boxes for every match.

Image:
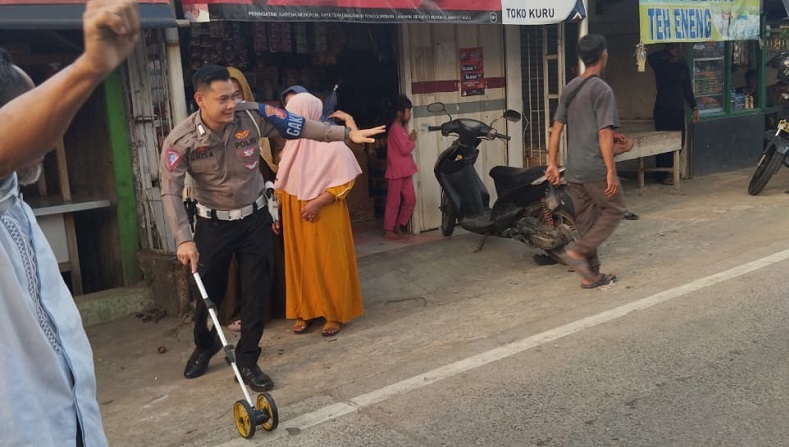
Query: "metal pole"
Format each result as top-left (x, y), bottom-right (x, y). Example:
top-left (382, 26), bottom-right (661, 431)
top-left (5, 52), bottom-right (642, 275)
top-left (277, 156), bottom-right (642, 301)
top-left (166, 1), bottom-right (188, 123)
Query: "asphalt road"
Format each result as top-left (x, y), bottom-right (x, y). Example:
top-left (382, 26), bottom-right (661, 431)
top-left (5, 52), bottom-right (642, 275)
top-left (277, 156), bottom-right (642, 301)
top-left (91, 169), bottom-right (789, 447)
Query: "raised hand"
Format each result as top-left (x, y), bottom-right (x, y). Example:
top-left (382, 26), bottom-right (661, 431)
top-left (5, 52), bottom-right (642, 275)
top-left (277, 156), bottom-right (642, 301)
top-left (80, 0), bottom-right (141, 77)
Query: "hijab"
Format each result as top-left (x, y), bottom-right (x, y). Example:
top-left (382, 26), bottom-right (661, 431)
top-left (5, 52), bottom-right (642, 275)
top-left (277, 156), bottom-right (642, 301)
top-left (275, 92), bottom-right (361, 201)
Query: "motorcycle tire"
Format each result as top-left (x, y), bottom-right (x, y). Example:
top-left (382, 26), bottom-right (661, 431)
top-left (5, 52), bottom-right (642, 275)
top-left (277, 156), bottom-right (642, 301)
top-left (748, 142), bottom-right (784, 195)
top-left (440, 189), bottom-right (456, 237)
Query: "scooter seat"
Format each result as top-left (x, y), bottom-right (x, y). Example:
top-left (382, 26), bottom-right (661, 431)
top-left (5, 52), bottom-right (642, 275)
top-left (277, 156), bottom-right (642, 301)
top-left (489, 166), bottom-right (548, 197)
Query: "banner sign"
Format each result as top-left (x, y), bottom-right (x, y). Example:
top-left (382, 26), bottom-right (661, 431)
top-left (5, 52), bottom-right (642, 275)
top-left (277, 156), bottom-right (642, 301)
top-left (181, 0), bottom-right (586, 25)
top-left (0, 0), bottom-right (167, 4)
top-left (639, 0), bottom-right (760, 44)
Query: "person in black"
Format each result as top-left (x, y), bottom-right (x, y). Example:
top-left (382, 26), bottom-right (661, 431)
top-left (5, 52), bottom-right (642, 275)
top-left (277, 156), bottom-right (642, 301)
top-left (648, 43), bottom-right (699, 185)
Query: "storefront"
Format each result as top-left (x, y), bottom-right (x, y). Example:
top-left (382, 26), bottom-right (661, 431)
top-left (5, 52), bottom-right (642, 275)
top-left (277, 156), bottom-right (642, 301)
top-left (591, 0), bottom-right (766, 179)
top-left (0, 0), bottom-right (177, 294)
top-left (639, 0), bottom-right (764, 177)
top-left (175, 0), bottom-right (587, 232)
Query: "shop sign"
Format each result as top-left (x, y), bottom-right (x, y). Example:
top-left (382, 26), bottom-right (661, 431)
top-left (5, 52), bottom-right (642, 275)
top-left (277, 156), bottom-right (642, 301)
top-left (500, 0), bottom-right (586, 25)
top-left (180, 0), bottom-right (585, 25)
top-left (459, 47), bottom-right (484, 97)
top-left (639, 0), bottom-right (760, 44)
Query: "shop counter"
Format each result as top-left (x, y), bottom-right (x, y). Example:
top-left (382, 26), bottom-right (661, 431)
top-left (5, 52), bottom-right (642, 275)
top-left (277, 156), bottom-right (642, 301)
top-left (26, 195), bottom-right (112, 295)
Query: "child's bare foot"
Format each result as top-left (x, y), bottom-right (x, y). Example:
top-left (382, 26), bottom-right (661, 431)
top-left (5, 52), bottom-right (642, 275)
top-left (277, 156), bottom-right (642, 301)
top-left (384, 230), bottom-right (403, 240)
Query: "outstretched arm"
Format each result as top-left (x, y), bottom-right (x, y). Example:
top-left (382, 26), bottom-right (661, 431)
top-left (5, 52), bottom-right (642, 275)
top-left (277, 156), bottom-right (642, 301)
top-left (245, 102), bottom-right (385, 144)
top-left (0, 0), bottom-right (140, 178)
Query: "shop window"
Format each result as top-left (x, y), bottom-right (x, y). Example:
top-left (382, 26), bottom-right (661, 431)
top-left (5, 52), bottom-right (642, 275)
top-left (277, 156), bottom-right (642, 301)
top-left (690, 39), bottom-right (761, 119)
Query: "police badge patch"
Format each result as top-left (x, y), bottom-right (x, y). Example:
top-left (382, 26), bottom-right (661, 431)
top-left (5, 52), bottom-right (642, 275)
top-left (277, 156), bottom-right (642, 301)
top-left (165, 149), bottom-right (182, 171)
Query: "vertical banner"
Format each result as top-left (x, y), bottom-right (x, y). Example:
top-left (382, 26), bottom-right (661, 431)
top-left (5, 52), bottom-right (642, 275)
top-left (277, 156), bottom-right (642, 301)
top-left (639, 0), bottom-right (760, 44)
top-left (460, 47), bottom-right (484, 97)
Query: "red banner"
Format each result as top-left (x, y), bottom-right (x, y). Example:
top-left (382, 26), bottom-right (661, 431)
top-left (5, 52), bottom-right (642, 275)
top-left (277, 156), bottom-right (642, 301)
top-left (0, 0), bottom-right (167, 3)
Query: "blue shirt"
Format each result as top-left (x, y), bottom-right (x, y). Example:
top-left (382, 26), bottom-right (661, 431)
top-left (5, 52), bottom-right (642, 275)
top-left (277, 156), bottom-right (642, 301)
top-left (0, 174), bottom-right (107, 446)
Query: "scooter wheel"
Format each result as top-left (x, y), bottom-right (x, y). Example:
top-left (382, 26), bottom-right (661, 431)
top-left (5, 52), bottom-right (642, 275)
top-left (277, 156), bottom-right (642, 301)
top-left (440, 190), bottom-right (456, 237)
top-left (233, 400), bottom-right (256, 439)
top-left (257, 392), bottom-right (279, 431)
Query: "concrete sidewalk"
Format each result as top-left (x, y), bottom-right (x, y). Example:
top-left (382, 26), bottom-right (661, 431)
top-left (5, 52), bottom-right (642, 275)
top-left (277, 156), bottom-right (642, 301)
top-left (85, 167), bottom-right (789, 446)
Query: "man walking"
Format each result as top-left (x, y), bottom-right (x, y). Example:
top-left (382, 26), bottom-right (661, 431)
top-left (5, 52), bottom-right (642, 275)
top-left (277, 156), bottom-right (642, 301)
top-left (0, 1), bottom-right (140, 445)
top-left (545, 33), bottom-right (626, 289)
top-left (160, 64), bottom-right (382, 391)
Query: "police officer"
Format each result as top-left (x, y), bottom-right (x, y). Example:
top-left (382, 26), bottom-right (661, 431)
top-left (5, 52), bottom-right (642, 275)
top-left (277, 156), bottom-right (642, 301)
top-left (160, 64), bottom-right (383, 391)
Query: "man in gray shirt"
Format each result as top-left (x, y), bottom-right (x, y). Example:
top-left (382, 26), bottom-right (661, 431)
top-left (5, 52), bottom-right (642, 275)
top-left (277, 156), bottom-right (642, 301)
top-left (546, 34), bottom-right (626, 289)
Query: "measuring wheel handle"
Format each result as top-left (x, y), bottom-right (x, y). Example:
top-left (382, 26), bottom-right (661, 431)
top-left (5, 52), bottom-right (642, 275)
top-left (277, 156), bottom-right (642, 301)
top-left (256, 392), bottom-right (279, 431)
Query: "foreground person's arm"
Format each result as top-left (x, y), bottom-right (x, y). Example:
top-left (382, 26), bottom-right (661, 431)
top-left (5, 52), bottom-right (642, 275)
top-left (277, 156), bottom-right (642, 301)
top-left (0, 0), bottom-right (140, 178)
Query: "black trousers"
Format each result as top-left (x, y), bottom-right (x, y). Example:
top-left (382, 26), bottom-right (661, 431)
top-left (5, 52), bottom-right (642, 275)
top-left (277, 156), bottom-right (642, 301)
top-left (192, 208), bottom-right (273, 368)
top-left (654, 107), bottom-right (686, 179)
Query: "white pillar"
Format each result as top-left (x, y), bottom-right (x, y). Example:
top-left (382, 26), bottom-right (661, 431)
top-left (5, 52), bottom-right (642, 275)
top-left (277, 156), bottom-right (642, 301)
top-left (504, 25), bottom-right (524, 168)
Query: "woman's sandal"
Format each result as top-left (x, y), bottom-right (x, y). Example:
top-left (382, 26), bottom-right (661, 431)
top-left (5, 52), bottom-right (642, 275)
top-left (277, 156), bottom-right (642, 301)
top-left (293, 319), bottom-right (311, 334)
top-left (581, 273), bottom-right (617, 289)
top-left (321, 322), bottom-right (341, 337)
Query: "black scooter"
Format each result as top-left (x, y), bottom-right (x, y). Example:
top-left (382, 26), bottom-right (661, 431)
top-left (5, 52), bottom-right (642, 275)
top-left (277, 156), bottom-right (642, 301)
top-left (428, 102), bottom-right (578, 261)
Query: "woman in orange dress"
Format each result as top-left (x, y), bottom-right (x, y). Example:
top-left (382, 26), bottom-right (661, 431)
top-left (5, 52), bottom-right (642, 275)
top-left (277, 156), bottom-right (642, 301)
top-left (275, 92), bottom-right (363, 336)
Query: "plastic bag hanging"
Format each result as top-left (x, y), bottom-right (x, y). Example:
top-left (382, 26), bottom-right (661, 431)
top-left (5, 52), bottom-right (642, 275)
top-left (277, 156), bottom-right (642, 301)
top-left (635, 42), bottom-right (647, 73)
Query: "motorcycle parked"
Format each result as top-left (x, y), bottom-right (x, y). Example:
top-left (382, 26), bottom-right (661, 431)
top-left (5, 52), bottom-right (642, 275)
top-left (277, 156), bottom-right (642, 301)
top-left (747, 50), bottom-right (789, 195)
top-left (428, 102), bottom-right (578, 262)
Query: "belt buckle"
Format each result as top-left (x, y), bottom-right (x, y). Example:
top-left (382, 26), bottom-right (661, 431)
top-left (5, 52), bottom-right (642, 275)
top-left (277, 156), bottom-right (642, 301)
top-left (228, 209), bottom-right (243, 220)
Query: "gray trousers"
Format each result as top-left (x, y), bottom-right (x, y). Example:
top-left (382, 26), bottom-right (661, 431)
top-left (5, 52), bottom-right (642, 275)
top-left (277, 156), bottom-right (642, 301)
top-left (568, 181), bottom-right (627, 275)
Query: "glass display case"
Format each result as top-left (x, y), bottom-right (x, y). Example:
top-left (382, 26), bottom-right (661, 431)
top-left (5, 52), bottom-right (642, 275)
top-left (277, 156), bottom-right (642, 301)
top-left (691, 41), bottom-right (725, 115)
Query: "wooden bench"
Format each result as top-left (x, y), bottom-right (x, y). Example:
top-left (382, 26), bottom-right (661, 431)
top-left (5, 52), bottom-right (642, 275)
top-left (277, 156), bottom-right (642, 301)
top-left (614, 130), bottom-right (683, 191)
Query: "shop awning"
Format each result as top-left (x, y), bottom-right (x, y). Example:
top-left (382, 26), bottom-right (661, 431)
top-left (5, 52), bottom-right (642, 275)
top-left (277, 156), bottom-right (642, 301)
top-left (0, 0), bottom-right (177, 30)
top-left (180, 0), bottom-right (585, 25)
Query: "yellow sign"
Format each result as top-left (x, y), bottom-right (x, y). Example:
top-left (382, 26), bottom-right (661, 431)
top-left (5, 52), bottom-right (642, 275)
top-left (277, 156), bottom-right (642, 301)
top-left (639, 0), bottom-right (760, 44)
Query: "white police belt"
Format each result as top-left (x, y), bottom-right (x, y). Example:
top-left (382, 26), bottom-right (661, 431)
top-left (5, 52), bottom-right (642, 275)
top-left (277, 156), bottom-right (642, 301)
top-left (195, 195), bottom-right (266, 221)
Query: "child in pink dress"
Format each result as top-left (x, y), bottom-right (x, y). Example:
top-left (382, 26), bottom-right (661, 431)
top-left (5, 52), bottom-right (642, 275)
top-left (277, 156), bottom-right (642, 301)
top-left (384, 96), bottom-right (417, 240)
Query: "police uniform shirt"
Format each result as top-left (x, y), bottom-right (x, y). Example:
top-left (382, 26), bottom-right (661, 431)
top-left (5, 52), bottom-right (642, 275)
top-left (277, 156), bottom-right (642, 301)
top-left (160, 102), bottom-right (348, 246)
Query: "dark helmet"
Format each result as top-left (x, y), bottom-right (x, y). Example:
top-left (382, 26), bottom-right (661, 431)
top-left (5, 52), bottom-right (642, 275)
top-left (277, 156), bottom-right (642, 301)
top-left (767, 51), bottom-right (789, 84)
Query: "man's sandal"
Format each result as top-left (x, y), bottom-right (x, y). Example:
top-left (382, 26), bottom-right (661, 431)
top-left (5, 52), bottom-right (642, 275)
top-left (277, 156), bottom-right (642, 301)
top-left (581, 273), bottom-right (617, 289)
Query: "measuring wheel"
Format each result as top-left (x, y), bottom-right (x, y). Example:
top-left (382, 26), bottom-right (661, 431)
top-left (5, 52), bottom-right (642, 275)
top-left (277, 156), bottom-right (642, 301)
top-left (233, 400), bottom-right (257, 439)
top-left (256, 392), bottom-right (279, 431)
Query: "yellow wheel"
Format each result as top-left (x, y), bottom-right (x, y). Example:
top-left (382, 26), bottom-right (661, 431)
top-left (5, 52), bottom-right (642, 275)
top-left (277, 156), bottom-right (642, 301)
top-left (233, 400), bottom-right (256, 439)
top-left (256, 392), bottom-right (279, 431)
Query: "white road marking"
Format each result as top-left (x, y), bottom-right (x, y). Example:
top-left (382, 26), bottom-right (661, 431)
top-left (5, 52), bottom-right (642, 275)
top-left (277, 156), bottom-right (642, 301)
top-left (220, 248), bottom-right (789, 445)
